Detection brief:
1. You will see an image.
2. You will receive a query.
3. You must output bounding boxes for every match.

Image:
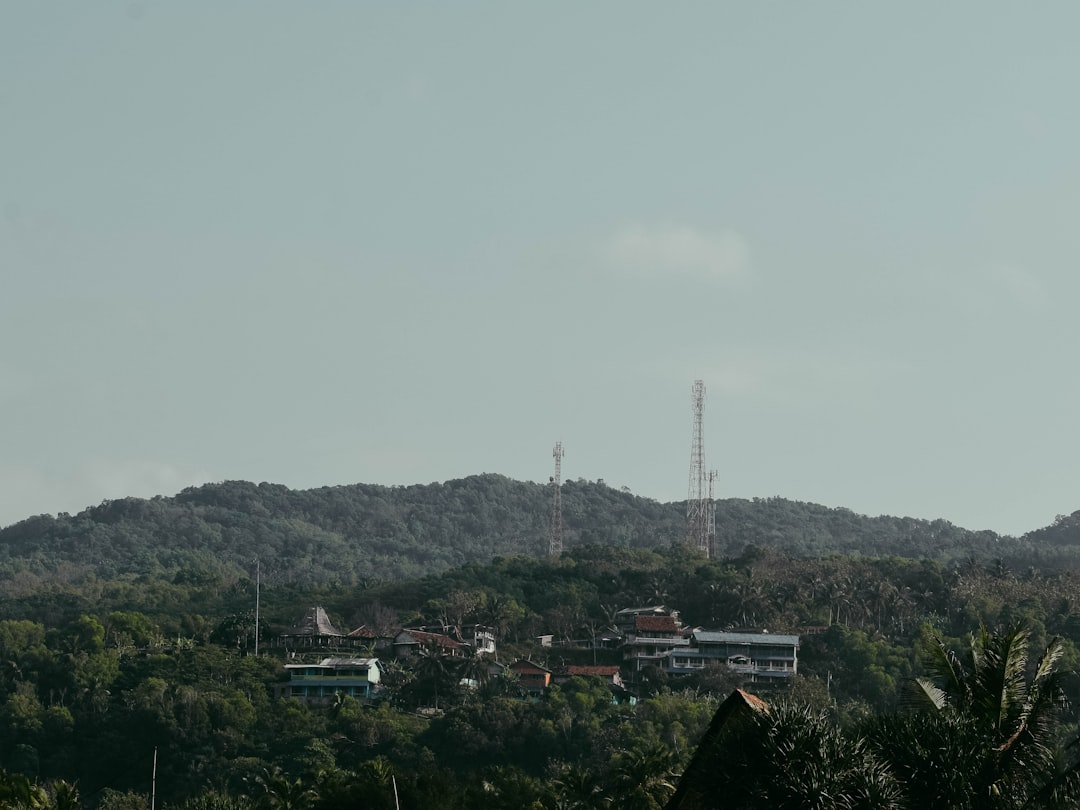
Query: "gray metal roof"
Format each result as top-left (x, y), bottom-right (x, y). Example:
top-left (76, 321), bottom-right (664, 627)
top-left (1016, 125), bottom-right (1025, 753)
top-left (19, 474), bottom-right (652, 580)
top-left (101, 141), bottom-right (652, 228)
top-left (693, 631), bottom-right (800, 646)
top-left (284, 657), bottom-right (378, 670)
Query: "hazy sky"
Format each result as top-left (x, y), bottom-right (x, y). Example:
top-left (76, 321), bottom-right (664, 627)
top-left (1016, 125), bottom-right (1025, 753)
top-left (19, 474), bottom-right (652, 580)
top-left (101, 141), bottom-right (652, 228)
top-left (3, 3), bottom-right (1079, 536)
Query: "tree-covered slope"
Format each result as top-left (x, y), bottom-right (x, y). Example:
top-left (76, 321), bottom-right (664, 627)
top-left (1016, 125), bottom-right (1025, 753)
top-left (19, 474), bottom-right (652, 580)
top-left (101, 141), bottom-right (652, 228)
top-left (0, 474), bottom-right (1073, 591)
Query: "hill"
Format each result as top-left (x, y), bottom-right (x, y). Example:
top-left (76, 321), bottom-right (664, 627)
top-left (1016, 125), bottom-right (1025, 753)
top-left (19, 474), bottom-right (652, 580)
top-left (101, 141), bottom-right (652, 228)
top-left (2, 474), bottom-right (1078, 592)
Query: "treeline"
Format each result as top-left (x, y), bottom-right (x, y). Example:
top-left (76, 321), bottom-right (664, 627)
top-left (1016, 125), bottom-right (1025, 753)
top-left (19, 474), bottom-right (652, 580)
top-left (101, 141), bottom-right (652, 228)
top-left (4, 539), bottom-right (1080, 807)
top-left (4, 475), bottom-right (1079, 595)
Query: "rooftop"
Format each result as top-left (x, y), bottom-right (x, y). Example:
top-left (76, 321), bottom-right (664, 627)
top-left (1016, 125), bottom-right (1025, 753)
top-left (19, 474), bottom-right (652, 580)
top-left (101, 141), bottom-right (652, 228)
top-left (693, 631), bottom-right (800, 646)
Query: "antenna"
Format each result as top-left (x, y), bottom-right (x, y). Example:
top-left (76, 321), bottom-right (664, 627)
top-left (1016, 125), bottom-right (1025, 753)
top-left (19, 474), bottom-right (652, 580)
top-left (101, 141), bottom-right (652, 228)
top-left (686, 381), bottom-right (714, 557)
top-left (550, 442), bottom-right (564, 556)
top-left (708, 469), bottom-right (718, 558)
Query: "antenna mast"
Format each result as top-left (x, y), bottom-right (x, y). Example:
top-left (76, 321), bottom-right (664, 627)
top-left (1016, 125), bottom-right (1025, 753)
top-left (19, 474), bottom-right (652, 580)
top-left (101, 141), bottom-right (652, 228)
top-left (550, 441), bottom-right (564, 556)
top-left (687, 380), bottom-right (714, 557)
top-left (708, 469), bottom-right (718, 558)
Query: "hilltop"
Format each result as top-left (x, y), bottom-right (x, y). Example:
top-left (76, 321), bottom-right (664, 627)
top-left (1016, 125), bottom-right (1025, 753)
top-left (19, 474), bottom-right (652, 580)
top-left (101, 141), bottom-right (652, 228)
top-left (3, 474), bottom-right (1080, 593)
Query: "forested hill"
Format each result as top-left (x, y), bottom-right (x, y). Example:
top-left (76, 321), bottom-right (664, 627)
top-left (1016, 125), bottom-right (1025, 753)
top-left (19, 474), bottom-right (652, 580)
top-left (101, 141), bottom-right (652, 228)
top-left (1, 474), bottom-right (1077, 589)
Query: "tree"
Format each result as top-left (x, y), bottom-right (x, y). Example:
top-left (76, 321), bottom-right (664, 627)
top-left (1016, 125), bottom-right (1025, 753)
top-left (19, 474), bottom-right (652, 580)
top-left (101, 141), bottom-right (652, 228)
top-left (672, 701), bottom-right (901, 809)
top-left (608, 742), bottom-right (680, 810)
top-left (892, 623), bottom-right (1080, 808)
top-left (254, 769), bottom-right (317, 810)
top-left (413, 642), bottom-right (455, 711)
top-left (0, 769), bottom-right (49, 810)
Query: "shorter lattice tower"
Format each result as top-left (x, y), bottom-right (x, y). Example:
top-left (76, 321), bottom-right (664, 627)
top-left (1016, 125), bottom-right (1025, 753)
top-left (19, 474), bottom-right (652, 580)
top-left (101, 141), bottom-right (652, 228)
top-left (707, 469), bottom-right (718, 558)
top-left (549, 442), bottom-right (565, 556)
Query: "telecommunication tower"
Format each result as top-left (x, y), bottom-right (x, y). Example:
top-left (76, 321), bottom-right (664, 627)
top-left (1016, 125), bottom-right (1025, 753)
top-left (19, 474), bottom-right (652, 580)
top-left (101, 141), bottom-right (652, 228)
top-left (549, 441), bottom-right (564, 556)
top-left (707, 469), bottom-right (718, 558)
top-left (686, 380), bottom-right (715, 557)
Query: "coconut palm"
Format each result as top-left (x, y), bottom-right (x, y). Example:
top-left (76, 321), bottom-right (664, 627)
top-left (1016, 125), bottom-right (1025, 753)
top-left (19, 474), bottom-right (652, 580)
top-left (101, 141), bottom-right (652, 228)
top-left (414, 640), bottom-right (453, 710)
top-left (610, 742), bottom-right (680, 810)
top-left (254, 769), bottom-right (317, 810)
top-left (672, 701), bottom-right (901, 809)
top-left (888, 623), bottom-right (1080, 809)
top-left (0, 770), bottom-right (49, 810)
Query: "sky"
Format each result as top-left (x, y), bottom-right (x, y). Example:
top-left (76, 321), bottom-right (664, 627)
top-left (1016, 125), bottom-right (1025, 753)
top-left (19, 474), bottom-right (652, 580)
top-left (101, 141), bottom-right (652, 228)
top-left (2, 3), bottom-right (1079, 537)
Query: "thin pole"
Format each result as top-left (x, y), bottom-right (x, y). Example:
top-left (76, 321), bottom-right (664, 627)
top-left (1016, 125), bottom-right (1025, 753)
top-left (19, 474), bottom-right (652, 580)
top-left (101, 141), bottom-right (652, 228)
top-left (150, 747), bottom-right (157, 810)
top-left (254, 559), bottom-right (260, 656)
top-left (392, 775), bottom-right (401, 810)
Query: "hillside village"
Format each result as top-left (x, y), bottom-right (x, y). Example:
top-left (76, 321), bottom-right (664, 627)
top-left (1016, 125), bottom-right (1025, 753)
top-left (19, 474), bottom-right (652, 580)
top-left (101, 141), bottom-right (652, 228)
top-left (5, 484), bottom-right (1080, 807)
top-left (276, 604), bottom-right (799, 707)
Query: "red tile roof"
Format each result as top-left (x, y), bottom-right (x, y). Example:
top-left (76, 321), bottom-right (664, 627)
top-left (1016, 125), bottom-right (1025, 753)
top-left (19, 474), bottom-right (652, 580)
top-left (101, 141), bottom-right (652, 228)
top-left (400, 629), bottom-right (461, 649)
top-left (635, 615), bottom-right (680, 633)
top-left (510, 659), bottom-right (551, 674)
top-left (564, 665), bottom-right (621, 677)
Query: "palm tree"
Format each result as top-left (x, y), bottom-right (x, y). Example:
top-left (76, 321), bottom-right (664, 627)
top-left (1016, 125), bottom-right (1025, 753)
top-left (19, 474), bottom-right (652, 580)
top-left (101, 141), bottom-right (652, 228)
top-left (670, 701), bottom-right (901, 809)
top-left (254, 769), bottom-right (317, 810)
top-left (885, 623), bottom-right (1080, 809)
top-left (414, 640), bottom-right (452, 710)
top-left (551, 763), bottom-right (606, 809)
top-left (0, 770), bottom-right (50, 810)
top-left (610, 743), bottom-right (680, 810)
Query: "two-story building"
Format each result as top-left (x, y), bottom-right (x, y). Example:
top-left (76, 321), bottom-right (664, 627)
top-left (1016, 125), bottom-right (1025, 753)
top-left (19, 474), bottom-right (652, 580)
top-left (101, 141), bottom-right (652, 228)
top-left (667, 630), bottom-right (799, 683)
top-left (278, 657), bottom-right (381, 705)
top-left (623, 613), bottom-right (690, 674)
top-left (508, 659), bottom-right (552, 698)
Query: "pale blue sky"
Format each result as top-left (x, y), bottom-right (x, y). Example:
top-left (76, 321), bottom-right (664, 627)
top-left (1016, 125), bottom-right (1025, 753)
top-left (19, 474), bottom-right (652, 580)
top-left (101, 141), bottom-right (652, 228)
top-left (3, 3), bottom-right (1079, 536)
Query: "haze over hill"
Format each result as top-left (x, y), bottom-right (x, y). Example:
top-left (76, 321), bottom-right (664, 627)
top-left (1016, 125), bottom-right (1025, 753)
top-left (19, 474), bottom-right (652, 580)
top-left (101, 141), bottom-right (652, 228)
top-left (6, 5), bottom-right (1080, 540)
top-left (3, 475), bottom-right (1080, 593)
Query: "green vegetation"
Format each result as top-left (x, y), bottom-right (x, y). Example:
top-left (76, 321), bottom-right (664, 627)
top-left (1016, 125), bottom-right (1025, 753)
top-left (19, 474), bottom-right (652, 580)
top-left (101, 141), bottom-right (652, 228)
top-left (676, 625), bottom-right (1080, 809)
top-left (5, 476), bottom-right (1078, 597)
top-left (3, 476), bottom-right (1080, 807)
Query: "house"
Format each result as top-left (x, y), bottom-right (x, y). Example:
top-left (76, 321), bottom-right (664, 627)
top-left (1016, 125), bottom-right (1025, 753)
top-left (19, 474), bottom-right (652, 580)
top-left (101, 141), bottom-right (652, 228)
top-left (345, 624), bottom-right (378, 647)
top-left (508, 659), bottom-right (552, 697)
top-left (553, 664), bottom-right (637, 705)
top-left (667, 630), bottom-right (799, 683)
top-left (279, 607), bottom-right (346, 653)
top-left (460, 624), bottom-right (496, 655)
top-left (614, 605), bottom-right (680, 636)
top-left (392, 629), bottom-right (464, 659)
top-left (623, 613), bottom-right (690, 674)
top-left (277, 657), bottom-right (381, 706)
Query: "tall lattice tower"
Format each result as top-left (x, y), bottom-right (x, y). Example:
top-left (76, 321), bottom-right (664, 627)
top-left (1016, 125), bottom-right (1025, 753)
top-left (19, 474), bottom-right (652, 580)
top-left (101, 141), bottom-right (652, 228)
top-left (686, 380), bottom-right (714, 557)
top-left (549, 441), bottom-right (564, 556)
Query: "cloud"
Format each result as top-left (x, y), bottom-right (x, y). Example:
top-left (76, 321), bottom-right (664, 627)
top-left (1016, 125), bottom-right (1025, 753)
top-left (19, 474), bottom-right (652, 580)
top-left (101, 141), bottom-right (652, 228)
top-left (989, 264), bottom-right (1048, 310)
top-left (0, 460), bottom-right (213, 528)
top-left (604, 223), bottom-right (751, 280)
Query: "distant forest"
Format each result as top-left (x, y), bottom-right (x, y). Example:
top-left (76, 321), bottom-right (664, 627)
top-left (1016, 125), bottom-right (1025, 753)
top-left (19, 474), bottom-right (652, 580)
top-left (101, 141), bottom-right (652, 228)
top-left (3, 474), bottom-right (1080, 594)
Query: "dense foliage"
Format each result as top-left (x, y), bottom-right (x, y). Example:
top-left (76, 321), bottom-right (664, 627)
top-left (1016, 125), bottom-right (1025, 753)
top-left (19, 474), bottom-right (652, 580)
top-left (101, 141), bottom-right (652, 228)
top-left (0, 535), bottom-right (1079, 807)
top-left (4, 477), bottom-right (1080, 807)
top-left (4, 476), bottom-right (1080, 597)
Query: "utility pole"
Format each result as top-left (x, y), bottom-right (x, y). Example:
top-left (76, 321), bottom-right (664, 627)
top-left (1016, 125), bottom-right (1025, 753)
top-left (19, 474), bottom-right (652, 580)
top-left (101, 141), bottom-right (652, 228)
top-left (550, 441), bottom-right (564, 556)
